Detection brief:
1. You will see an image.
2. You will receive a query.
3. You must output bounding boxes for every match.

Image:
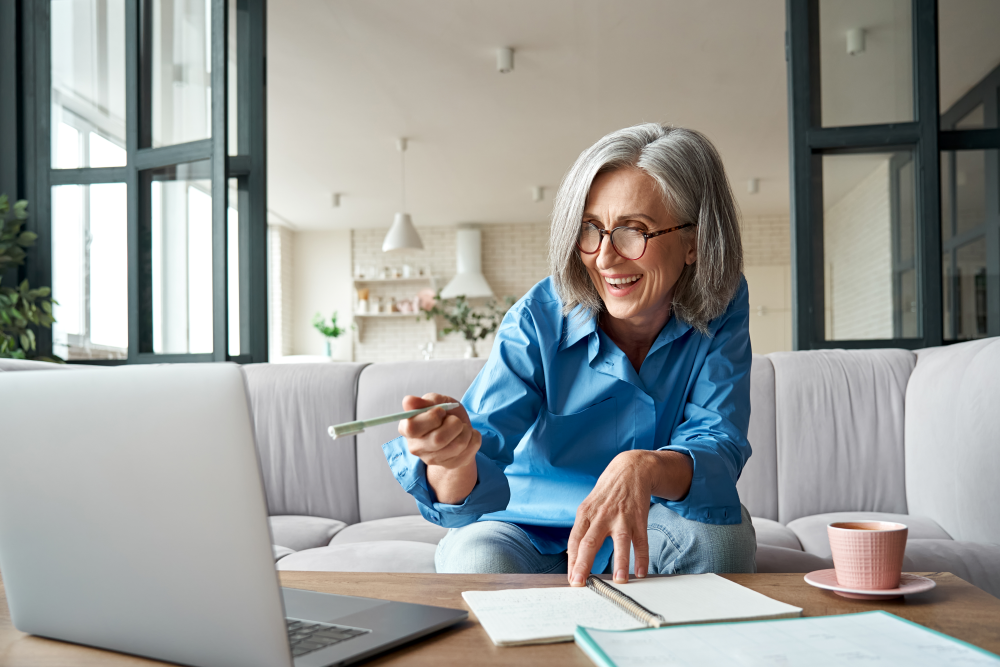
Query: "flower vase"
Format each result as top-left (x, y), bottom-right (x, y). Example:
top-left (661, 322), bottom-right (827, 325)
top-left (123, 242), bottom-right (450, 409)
top-left (464, 341), bottom-right (478, 359)
top-left (324, 338), bottom-right (332, 358)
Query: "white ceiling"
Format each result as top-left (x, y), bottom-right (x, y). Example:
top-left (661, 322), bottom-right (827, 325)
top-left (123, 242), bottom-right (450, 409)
top-left (266, 0), bottom-right (790, 231)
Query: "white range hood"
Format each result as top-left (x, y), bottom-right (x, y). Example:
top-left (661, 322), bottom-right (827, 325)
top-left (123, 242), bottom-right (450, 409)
top-left (439, 225), bottom-right (494, 299)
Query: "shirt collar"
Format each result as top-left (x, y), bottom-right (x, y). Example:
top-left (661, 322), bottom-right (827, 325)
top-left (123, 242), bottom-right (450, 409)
top-left (558, 305), bottom-right (597, 351)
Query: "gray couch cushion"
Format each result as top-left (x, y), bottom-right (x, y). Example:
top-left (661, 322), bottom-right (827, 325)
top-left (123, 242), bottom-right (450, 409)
top-left (903, 539), bottom-right (1000, 599)
top-left (243, 362), bottom-right (368, 524)
top-left (276, 541), bottom-right (438, 573)
top-left (754, 545), bottom-right (832, 573)
top-left (751, 517), bottom-right (803, 551)
top-left (770, 349), bottom-right (914, 524)
top-left (354, 359), bottom-right (487, 522)
top-left (272, 545), bottom-right (295, 561)
top-left (269, 515), bottom-right (348, 552)
top-left (905, 337), bottom-right (1000, 544)
top-left (738, 355), bottom-right (778, 521)
top-left (786, 512), bottom-right (952, 558)
top-left (330, 515), bottom-right (448, 546)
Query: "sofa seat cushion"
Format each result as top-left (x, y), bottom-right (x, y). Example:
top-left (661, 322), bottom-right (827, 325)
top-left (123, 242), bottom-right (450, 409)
top-left (329, 515), bottom-right (448, 546)
top-left (903, 540), bottom-right (1000, 599)
top-left (754, 545), bottom-right (831, 573)
top-left (276, 541), bottom-right (437, 573)
top-left (269, 515), bottom-right (347, 552)
top-left (786, 512), bottom-right (952, 558)
top-left (272, 545), bottom-right (295, 562)
top-left (751, 517), bottom-right (803, 551)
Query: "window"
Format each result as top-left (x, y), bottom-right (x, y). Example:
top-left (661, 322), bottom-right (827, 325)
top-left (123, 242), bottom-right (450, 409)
top-left (19, 0), bottom-right (268, 363)
top-left (787, 0), bottom-right (1000, 349)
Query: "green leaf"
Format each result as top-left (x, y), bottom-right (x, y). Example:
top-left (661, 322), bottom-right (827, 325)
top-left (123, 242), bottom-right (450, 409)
top-left (17, 231), bottom-right (37, 246)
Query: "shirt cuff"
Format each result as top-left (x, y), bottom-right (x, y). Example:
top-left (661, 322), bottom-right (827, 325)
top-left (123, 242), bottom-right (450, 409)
top-left (655, 442), bottom-right (742, 525)
top-left (382, 436), bottom-right (511, 528)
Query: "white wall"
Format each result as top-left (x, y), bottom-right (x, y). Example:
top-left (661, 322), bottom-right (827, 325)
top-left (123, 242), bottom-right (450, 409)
top-left (267, 224), bottom-right (295, 358)
top-left (290, 230), bottom-right (354, 358)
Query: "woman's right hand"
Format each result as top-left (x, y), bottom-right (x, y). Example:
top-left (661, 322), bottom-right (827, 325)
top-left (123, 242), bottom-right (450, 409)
top-left (398, 393), bottom-right (480, 504)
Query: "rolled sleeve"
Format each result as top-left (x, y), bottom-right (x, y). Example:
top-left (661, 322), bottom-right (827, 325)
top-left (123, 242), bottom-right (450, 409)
top-left (382, 436), bottom-right (511, 527)
top-left (656, 281), bottom-right (752, 525)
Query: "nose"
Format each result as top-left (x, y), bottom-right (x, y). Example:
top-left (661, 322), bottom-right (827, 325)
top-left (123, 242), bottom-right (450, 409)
top-left (596, 232), bottom-right (621, 269)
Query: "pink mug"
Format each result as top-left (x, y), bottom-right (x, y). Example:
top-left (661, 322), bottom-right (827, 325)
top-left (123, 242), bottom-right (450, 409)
top-left (827, 521), bottom-right (907, 590)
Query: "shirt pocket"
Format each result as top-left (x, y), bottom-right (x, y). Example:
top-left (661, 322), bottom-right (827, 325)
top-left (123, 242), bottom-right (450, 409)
top-left (528, 396), bottom-right (618, 477)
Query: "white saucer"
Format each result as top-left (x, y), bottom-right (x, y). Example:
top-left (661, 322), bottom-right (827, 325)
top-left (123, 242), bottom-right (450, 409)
top-left (804, 570), bottom-right (937, 600)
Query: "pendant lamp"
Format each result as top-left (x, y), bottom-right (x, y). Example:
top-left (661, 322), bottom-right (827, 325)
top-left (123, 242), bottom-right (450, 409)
top-left (382, 138), bottom-right (424, 252)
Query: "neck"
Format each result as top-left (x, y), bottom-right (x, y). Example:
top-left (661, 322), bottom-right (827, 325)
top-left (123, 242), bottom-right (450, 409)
top-left (599, 300), bottom-right (672, 372)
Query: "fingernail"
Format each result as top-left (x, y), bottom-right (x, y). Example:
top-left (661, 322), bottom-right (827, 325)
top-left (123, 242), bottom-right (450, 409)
top-left (615, 569), bottom-right (627, 583)
top-left (570, 573), bottom-right (584, 585)
top-left (637, 567), bottom-right (647, 579)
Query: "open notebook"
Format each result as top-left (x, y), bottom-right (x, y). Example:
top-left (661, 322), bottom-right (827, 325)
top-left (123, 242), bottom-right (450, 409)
top-left (462, 574), bottom-right (802, 646)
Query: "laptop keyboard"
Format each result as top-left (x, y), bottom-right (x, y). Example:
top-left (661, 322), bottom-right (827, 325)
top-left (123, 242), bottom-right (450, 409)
top-left (286, 618), bottom-right (371, 658)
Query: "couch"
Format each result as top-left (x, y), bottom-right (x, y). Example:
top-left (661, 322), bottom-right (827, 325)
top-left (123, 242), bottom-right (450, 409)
top-left (3, 338), bottom-right (998, 597)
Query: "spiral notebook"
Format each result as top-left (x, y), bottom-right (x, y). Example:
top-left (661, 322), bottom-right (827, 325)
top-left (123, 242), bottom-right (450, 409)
top-left (462, 574), bottom-right (802, 646)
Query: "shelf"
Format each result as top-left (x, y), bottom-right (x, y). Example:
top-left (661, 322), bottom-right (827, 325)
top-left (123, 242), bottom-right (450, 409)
top-left (353, 312), bottom-right (429, 340)
top-left (353, 276), bottom-right (434, 284)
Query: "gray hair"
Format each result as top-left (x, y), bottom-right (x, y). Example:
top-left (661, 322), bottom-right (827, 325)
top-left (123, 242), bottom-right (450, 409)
top-left (548, 123), bottom-right (743, 334)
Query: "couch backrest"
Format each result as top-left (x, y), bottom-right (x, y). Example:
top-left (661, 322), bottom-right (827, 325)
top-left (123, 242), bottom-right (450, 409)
top-left (738, 355), bottom-right (778, 521)
top-left (355, 359), bottom-right (488, 522)
top-left (770, 348), bottom-right (914, 524)
top-left (242, 362), bottom-right (368, 524)
top-left (905, 337), bottom-right (1000, 543)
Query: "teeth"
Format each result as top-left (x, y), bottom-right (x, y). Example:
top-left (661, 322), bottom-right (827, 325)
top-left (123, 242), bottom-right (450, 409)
top-left (605, 275), bottom-right (641, 286)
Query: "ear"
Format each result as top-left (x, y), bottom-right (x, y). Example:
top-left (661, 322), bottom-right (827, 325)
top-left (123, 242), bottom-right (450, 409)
top-left (684, 235), bottom-right (697, 266)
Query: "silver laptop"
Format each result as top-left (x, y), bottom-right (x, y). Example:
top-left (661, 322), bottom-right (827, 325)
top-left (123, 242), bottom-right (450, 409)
top-left (0, 363), bottom-right (466, 667)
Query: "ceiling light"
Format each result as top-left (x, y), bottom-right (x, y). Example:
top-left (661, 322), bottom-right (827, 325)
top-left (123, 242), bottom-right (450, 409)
top-left (497, 47), bottom-right (514, 74)
top-left (847, 28), bottom-right (865, 56)
top-left (382, 138), bottom-right (424, 252)
top-left (332, 192), bottom-right (341, 207)
top-left (747, 178), bottom-right (759, 194)
top-left (532, 185), bottom-right (544, 202)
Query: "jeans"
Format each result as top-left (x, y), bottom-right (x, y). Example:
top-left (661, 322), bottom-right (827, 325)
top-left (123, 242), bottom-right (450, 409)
top-left (434, 503), bottom-right (757, 575)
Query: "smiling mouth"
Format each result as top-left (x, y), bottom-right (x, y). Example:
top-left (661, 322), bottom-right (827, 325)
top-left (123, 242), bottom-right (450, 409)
top-left (603, 274), bottom-right (642, 291)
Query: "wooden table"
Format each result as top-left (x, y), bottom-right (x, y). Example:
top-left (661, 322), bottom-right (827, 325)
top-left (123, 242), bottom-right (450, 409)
top-left (1, 572), bottom-right (998, 665)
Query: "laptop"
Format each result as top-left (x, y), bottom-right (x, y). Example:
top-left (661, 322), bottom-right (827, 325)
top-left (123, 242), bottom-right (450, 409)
top-left (0, 363), bottom-right (467, 667)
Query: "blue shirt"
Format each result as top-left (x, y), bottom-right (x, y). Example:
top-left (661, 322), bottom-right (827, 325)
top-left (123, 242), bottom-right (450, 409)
top-left (383, 275), bottom-right (752, 573)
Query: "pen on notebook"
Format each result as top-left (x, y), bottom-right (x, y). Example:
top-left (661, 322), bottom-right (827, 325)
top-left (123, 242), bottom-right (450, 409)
top-left (328, 402), bottom-right (462, 439)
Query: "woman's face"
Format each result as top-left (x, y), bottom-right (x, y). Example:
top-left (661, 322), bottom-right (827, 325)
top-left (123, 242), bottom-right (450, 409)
top-left (579, 167), bottom-right (696, 325)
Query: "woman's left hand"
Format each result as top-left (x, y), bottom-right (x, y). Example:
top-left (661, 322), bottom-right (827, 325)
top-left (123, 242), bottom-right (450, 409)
top-left (567, 449), bottom-right (693, 586)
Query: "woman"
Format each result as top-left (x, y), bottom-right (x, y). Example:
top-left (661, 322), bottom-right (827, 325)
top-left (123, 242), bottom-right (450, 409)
top-left (382, 124), bottom-right (755, 586)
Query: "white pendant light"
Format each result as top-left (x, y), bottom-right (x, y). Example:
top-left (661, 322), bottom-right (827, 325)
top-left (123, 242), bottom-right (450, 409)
top-left (440, 224), bottom-right (494, 299)
top-left (382, 138), bottom-right (424, 252)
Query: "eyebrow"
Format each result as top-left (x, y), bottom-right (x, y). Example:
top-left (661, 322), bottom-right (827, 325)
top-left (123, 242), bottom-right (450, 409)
top-left (581, 212), bottom-right (658, 225)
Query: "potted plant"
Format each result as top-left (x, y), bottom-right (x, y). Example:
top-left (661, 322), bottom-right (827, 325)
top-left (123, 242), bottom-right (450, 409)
top-left (0, 195), bottom-right (59, 361)
top-left (312, 311), bottom-right (347, 358)
top-left (420, 290), bottom-right (515, 358)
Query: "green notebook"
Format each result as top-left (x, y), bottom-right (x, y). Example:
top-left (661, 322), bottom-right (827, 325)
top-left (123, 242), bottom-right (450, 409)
top-left (575, 610), bottom-right (1000, 667)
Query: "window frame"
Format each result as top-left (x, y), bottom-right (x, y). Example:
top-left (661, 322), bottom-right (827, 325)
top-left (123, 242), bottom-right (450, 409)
top-left (14, 0), bottom-right (268, 364)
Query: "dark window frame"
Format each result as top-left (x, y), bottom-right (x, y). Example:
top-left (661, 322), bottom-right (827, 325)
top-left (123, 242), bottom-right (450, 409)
top-left (787, 0), bottom-right (1000, 350)
top-left (10, 0), bottom-right (267, 364)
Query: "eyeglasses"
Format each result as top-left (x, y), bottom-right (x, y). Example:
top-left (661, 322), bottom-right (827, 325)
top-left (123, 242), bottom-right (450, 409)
top-left (577, 221), bottom-right (695, 260)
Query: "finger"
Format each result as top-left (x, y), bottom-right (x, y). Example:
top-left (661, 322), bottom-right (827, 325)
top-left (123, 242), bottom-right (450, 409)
top-left (566, 514), bottom-right (589, 584)
top-left (427, 415), bottom-right (466, 449)
top-left (418, 424), bottom-right (473, 468)
top-left (611, 525), bottom-right (632, 584)
top-left (632, 524), bottom-right (650, 580)
top-left (570, 521), bottom-right (608, 587)
top-left (402, 395), bottom-right (435, 411)
top-left (398, 408), bottom-right (446, 439)
top-left (422, 393), bottom-right (472, 425)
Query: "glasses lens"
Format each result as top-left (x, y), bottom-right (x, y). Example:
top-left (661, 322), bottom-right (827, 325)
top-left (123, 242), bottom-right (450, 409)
top-left (611, 227), bottom-right (646, 259)
top-left (578, 223), bottom-right (601, 253)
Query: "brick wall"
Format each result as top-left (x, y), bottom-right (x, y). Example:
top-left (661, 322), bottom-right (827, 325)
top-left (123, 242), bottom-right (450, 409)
top-left (351, 223), bottom-right (550, 363)
top-left (823, 159), bottom-right (894, 339)
top-left (742, 216), bottom-right (791, 267)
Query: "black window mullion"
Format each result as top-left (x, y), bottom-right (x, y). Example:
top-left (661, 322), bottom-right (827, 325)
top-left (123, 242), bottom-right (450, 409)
top-left (913, 0), bottom-right (942, 347)
top-left (127, 0), bottom-right (141, 362)
top-left (211, 0), bottom-right (228, 362)
top-left (246, 0), bottom-right (268, 362)
top-left (51, 166), bottom-right (130, 186)
top-left (28, 0), bottom-right (53, 358)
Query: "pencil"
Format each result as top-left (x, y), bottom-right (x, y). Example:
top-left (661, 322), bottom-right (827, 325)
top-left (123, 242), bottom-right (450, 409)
top-left (328, 402), bottom-right (462, 439)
